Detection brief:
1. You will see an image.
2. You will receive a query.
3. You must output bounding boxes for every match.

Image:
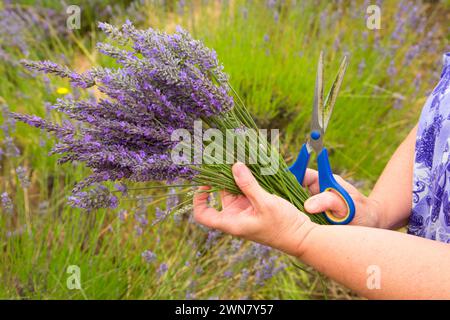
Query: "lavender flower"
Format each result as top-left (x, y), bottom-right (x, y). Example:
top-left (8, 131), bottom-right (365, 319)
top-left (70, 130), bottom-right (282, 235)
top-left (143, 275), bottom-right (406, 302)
top-left (413, 73), bottom-right (422, 92)
top-left (134, 225), bottom-right (143, 236)
top-left (358, 59), bottom-right (366, 77)
top-left (239, 268), bottom-right (250, 289)
top-left (158, 263), bottom-right (168, 276)
top-left (6, 225), bottom-right (26, 238)
top-left (185, 292), bottom-right (195, 299)
top-left (195, 266), bottom-right (204, 275)
top-left (205, 230), bottom-right (221, 249)
top-left (1, 192), bottom-right (14, 215)
top-left (135, 212), bottom-right (148, 227)
top-left (230, 239), bottom-right (243, 253)
top-left (1, 104), bottom-right (20, 158)
top-left (223, 270), bottom-right (233, 278)
top-left (152, 207), bottom-right (169, 225)
top-left (166, 188), bottom-right (179, 211)
top-left (177, 0), bottom-right (186, 15)
top-left (261, 256), bottom-right (278, 280)
top-left (20, 60), bottom-right (95, 88)
top-left (255, 270), bottom-right (264, 286)
top-left (387, 60), bottom-right (397, 78)
top-left (16, 166), bottom-right (31, 188)
top-left (114, 183), bottom-right (128, 196)
top-left (4, 137), bottom-right (20, 157)
top-left (142, 250), bottom-right (157, 264)
top-left (67, 184), bottom-right (118, 211)
top-left (266, 0), bottom-right (277, 9)
top-left (118, 209), bottom-right (127, 221)
top-left (0, 6), bottom-right (68, 63)
top-left (12, 22), bottom-right (233, 210)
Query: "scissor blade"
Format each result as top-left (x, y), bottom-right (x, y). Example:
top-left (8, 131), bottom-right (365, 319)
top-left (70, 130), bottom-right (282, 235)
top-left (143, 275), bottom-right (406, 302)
top-left (322, 55), bottom-right (348, 132)
top-left (312, 51), bottom-right (324, 134)
top-left (309, 51), bottom-right (325, 154)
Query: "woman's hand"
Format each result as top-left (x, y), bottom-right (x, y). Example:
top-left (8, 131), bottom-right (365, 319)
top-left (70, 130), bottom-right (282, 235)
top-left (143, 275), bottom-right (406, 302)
top-left (193, 162), bottom-right (316, 257)
top-left (302, 169), bottom-right (381, 227)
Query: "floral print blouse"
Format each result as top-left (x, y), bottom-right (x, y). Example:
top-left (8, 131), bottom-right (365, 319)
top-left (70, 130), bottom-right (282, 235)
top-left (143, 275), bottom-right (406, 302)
top-left (408, 52), bottom-right (450, 242)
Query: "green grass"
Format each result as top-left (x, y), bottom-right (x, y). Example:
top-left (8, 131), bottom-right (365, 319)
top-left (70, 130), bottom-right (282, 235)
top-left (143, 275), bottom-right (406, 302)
top-left (0, 0), bottom-right (448, 299)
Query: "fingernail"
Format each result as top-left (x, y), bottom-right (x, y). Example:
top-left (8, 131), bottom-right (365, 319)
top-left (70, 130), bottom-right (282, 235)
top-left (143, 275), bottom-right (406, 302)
top-left (305, 197), bottom-right (318, 211)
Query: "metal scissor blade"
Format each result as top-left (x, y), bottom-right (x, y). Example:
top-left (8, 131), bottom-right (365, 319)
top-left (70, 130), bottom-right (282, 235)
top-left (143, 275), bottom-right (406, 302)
top-left (322, 55), bottom-right (348, 132)
top-left (310, 51), bottom-right (324, 153)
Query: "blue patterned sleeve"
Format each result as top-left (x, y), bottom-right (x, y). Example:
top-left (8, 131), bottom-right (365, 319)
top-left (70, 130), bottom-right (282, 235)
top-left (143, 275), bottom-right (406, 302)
top-left (408, 52), bottom-right (450, 242)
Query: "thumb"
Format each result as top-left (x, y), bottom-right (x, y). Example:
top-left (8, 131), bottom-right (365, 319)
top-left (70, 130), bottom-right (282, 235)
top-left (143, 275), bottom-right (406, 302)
top-left (304, 191), bottom-right (348, 217)
top-left (232, 162), bottom-right (269, 208)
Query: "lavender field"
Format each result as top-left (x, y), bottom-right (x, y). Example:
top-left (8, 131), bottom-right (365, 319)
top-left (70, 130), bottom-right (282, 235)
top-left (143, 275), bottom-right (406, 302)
top-left (0, 0), bottom-right (449, 299)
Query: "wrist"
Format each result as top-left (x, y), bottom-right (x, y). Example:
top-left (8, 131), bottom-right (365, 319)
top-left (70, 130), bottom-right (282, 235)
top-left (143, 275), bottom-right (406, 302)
top-left (288, 217), bottom-right (318, 258)
top-left (366, 196), bottom-right (384, 228)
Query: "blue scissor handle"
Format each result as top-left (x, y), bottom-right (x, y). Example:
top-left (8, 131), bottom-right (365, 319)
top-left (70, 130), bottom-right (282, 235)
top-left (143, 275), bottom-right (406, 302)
top-left (289, 143), bottom-right (310, 186)
top-left (317, 148), bottom-right (355, 225)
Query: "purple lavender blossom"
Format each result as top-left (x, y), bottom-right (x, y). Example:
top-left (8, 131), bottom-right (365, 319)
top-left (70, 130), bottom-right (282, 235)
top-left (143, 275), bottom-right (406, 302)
top-left (230, 239), bottom-right (243, 253)
top-left (255, 270), bottom-right (264, 286)
top-left (157, 263), bottom-right (168, 276)
top-left (152, 207), bottom-right (169, 225)
top-left (20, 60), bottom-right (95, 88)
top-left (261, 256), bottom-right (278, 280)
top-left (387, 60), bottom-right (397, 78)
top-left (185, 292), bottom-right (195, 299)
top-left (135, 225), bottom-right (143, 236)
top-left (195, 266), bottom-right (204, 275)
top-left (223, 270), bottom-right (233, 278)
top-left (6, 225), bottom-right (26, 238)
top-left (4, 137), bottom-right (20, 157)
top-left (166, 187), bottom-right (179, 211)
top-left (358, 59), bottom-right (366, 77)
top-left (239, 268), bottom-right (249, 289)
top-left (135, 212), bottom-right (148, 227)
top-left (114, 183), bottom-right (128, 196)
top-left (403, 44), bottom-right (421, 67)
top-left (1, 192), bottom-right (14, 215)
top-left (142, 250), bottom-right (157, 264)
top-left (205, 230), bottom-right (221, 249)
top-left (0, 6), bottom-right (68, 63)
top-left (12, 22), bottom-right (234, 210)
top-left (266, 0), bottom-right (277, 9)
top-left (118, 209), bottom-right (127, 221)
top-left (16, 166), bottom-right (31, 188)
top-left (413, 73), bottom-right (422, 92)
top-left (67, 184), bottom-right (118, 211)
top-left (1, 104), bottom-right (20, 158)
top-left (177, 0), bottom-right (186, 15)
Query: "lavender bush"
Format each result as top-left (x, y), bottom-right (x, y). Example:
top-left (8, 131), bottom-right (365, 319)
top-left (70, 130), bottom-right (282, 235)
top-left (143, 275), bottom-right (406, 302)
top-left (11, 21), bottom-right (327, 224)
top-left (0, 4), bottom-right (69, 64)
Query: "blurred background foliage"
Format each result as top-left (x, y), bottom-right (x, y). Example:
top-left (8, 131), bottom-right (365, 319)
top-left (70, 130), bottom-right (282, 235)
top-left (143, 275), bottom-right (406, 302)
top-left (0, 0), bottom-right (449, 299)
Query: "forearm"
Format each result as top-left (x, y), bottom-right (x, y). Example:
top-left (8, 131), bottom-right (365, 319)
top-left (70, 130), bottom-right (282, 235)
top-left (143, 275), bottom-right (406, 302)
top-left (369, 125), bottom-right (417, 229)
top-left (297, 224), bottom-right (450, 299)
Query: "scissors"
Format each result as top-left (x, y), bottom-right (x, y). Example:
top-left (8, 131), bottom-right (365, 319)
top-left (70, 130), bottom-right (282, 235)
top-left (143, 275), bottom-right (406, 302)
top-left (289, 51), bottom-right (355, 225)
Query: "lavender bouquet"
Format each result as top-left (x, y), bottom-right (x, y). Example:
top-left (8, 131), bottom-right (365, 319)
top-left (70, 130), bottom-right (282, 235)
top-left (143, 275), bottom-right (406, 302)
top-left (12, 21), bottom-right (328, 224)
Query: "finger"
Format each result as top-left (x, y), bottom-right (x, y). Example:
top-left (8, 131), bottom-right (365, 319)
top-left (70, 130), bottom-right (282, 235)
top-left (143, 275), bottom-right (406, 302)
top-left (219, 190), bottom-right (237, 207)
top-left (304, 190), bottom-right (348, 217)
top-left (232, 162), bottom-right (269, 210)
top-left (302, 168), bottom-right (320, 194)
top-left (193, 186), bottom-right (224, 229)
